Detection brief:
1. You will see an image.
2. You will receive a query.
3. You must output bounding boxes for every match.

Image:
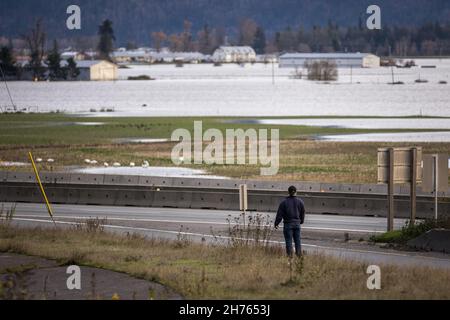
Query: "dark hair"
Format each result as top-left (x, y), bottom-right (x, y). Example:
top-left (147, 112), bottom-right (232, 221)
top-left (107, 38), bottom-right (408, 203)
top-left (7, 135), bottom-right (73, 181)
top-left (288, 186), bottom-right (297, 196)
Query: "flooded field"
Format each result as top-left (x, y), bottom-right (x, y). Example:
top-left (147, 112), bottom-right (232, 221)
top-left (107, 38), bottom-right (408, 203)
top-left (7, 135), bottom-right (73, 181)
top-left (1, 59), bottom-right (449, 118)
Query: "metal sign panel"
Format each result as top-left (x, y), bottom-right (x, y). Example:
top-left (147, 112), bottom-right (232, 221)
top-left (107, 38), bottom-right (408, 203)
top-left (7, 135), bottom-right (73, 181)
top-left (422, 154), bottom-right (448, 192)
top-left (378, 147), bottom-right (422, 184)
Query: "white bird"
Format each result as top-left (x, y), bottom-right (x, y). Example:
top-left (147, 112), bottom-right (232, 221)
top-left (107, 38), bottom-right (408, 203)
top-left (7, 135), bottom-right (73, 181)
top-left (130, 162), bottom-right (135, 167)
top-left (36, 158), bottom-right (43, 163)
top-left (90, 160), bottom-right (98, 165)
top-left (47, 159), bottom-right (55, 163)
top-left (104, 162), bottom-right (109, 167)
top-left (113, 162), bottom-right (121, 167)
top-left (142, 161), bottom-right (149, 168)
top-left (84, 159), bottom-right (91, 164)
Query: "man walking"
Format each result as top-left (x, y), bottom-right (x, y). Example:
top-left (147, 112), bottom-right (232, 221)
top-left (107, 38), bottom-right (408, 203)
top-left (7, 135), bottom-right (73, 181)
top-left (275, 186), bottom-right (305, 257)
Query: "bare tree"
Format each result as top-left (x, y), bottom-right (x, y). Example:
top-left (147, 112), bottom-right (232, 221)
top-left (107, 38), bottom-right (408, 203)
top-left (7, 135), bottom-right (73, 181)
top-left (24, 19), bottom-right (46, 80)
top-left (151, 31), bottom-right (167, 52)
top-left (238, 18), bottom-right (258, 46)
top-left (168, 34), bottom-right (183, 52)
top-left (181, 20), bottom-right (193, 52)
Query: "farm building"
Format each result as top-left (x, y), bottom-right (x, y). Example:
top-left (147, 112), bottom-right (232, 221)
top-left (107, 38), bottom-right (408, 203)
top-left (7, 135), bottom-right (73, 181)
top-left (279, 53), bottom-right (380, 68)
top-left (212, 46), bottom-right (257, 63)
top-left (76, 60), bottom-right (118, 81)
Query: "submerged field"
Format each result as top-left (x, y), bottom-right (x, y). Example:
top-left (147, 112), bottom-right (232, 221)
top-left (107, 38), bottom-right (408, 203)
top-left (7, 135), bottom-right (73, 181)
top-left (1, 223), bottom-right (450, 300)
top-left (2, 60), bottom-right (450, 117)
top-left (1, 113), bottom-right (450, 183)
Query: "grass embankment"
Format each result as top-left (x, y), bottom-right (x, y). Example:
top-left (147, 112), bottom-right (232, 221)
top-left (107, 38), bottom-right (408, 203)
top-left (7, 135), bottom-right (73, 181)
top-left (1, 223), bottom-right (450, 299)
top-left (1, 113), bottom-right (450, 183)
top-left (371, 218), bottom-right (450, 245)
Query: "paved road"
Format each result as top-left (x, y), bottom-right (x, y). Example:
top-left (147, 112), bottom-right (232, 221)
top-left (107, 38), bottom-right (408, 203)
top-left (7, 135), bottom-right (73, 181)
top-left (2, 202), bottom-right (405, 233)
top-left (3, 202), bottom-right (450, 269)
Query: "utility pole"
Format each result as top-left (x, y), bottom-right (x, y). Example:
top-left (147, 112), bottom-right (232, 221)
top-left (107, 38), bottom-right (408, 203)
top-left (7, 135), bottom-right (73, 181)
top-left (271, 58), bottom-right (275, 85)
top-left (350, 65), bottom-right (353, 84)
top-left (0, 64), bottom-right (16, 111)
top-left (391, 66), bottom-right (395, 84)
top-left (434, 154), bottom-right (439, 221)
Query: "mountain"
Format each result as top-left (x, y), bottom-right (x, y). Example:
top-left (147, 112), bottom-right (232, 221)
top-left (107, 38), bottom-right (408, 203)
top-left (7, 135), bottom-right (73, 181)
top-left (2, 0), bottom-right (450, 46)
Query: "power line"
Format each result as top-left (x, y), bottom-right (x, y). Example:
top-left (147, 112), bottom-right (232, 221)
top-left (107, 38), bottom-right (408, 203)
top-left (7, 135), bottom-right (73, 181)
top-left (0, 63), bottom-right (16, 111)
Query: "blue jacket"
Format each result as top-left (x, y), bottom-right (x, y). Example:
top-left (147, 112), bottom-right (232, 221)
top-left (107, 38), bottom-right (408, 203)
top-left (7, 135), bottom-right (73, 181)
top-left (275, 196), bottom-right (305, 227)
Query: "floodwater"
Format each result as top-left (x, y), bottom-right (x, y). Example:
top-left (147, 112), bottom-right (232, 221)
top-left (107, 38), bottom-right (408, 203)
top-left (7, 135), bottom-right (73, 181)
top-left (319, 131), bottom-right (450, 143)
top-left (1, 59), bottom-right (449, 118)
top-left (72, 166), bottom-right (227, 179)
top-left (255, 118), bottom-right (450, 129)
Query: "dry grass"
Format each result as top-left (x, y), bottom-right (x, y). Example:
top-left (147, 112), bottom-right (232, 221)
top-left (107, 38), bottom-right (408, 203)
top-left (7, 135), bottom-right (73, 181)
top-left (0, 224), bottom-right (449, 299)
top-left (3, 140), bottom-right (450, 184)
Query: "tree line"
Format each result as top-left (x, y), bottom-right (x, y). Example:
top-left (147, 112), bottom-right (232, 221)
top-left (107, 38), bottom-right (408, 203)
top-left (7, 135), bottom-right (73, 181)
top-left (2, 17), bottom-right (450, 81)
top-left (153, 18), bottom-right (450, 56)
top-left (0, 19), bottom-right (114, 81)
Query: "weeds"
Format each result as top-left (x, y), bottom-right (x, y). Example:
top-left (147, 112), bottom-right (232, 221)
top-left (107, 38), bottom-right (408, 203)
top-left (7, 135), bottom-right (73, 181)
top-left (0, 273), bottom-right (31, 300)
top-left (0, 203), bottom-right (16, 224)
top-left (226, 212), bottom-right (274, 248)
top-left (74, 217), bottom-right (108, 234)
top-left (174, 225), bottom-right (192, 248)
top-left (1, 224), bottom-right (450, 299)
top-left (283, 255), bottom-right (305, 286)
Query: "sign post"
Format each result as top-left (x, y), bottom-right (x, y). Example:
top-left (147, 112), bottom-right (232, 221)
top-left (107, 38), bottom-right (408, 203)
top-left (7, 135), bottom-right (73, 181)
top-left (422, 154), bottom-right (448, 221)
top-left (388, 148), bottom-right (395, 231)
top-left (29, 152), bottom-right (56, 225)
top-left (410, 148), bottom-right (417, 225)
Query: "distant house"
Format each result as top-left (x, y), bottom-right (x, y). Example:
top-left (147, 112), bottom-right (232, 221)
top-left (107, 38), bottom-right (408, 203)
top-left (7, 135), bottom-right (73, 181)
top-left (279, 53), bottom-right (380, 68)
top-left (112, 48), bottom-right (208, 64)
top-left (152, 51), bottom-right (207, 63)
top-left (61, 51), bottom-right (85, 61)
top-left (76, 60), bottom-right (118, 81)
top-left (112, 49), bottom-right (154, 64)
top-left (212, 46), bottom-right (257, 63)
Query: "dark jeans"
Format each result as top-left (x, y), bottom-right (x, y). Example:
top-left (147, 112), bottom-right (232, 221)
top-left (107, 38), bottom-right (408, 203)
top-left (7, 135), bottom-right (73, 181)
top-left (283, 222), bottom-right (302, 257)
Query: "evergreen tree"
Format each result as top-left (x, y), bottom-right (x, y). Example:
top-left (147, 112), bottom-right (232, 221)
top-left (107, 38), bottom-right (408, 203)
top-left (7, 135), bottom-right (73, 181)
top-left (253, 26), bottom-right (266, 54)
top-left (46, 40), bottom-right (66, 80)
top-left (24, 19), bottom-right (46, 80)
top-left (66, 57), bottom-right (80, 80)
top-left (0, 46), bottom-right (16, 77)
top-left (97, 19), bottom-right (115, 61)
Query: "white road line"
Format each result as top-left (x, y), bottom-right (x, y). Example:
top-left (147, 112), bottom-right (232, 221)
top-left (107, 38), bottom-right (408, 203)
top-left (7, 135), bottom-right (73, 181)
top-left (12, 215), bottom-right (385, 234)
top-left (11, 217), bottom-right (450, 265)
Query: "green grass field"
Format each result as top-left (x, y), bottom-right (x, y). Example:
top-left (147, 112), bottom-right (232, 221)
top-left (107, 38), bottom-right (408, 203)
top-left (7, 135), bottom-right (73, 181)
top-left (1, 113), bottom-right (450, 183)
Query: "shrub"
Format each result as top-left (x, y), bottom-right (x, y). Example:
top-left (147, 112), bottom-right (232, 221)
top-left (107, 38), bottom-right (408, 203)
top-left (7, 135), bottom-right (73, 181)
top-left (127, 75), bottom-right (154, 81)
top-left (305, 60), bottom-right (338, 81)
top-left (371, 217), bottom-right (450, 244)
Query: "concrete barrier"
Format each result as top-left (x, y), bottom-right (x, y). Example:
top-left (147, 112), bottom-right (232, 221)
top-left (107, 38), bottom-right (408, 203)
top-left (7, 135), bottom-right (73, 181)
top-left (103, 175), bottom-right (140, 186)
top-left (69, 174), bottom-right (104, 185)
top-left (1, 171), bottom-right (450, 219)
